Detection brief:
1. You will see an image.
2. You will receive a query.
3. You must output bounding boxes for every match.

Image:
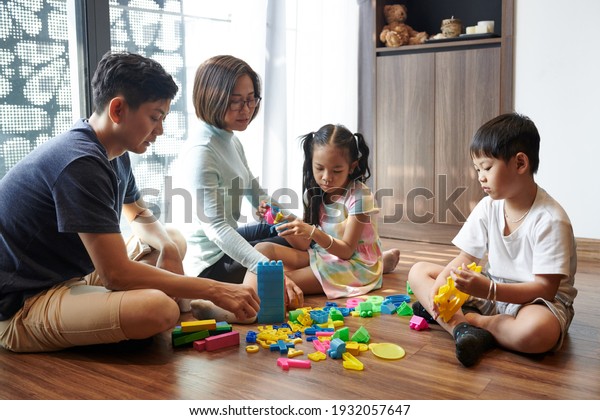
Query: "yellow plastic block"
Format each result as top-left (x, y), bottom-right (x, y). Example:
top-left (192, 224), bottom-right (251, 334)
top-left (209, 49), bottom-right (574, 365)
top-left (345, 341), bottom-right (360, 356)
top-left (434, 263), bottom-right (482, 322)
top-left (297, 313), bottom-right (313, 326)
top-left (245, 345), bottom-right (259, 353)
top-left (287, 348), bottom-right (304, 358)
top-left (274, 212), bottom-right (284, 223)
top-left (342, 352), bottom-right (364, 371)
top-left (308, 351), bottom-right (327, 361)
top-left (180, 319), bottom-right (216, 333)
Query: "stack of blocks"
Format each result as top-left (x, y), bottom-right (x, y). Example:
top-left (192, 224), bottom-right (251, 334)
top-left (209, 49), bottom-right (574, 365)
top-left (171, 319), bottom-right (239, 351)
top-left (257, 260), bottom-right (285, 324)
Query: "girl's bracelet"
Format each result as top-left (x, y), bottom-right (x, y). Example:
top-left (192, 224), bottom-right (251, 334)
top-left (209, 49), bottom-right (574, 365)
top-left (308, 224), bottom-right (316, 240)
top-left (323, 234), bottom-right (334, 250)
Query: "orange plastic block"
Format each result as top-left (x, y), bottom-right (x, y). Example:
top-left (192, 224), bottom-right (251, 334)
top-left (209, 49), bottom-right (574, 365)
top-left (434, 262), bottom-right (482, 322)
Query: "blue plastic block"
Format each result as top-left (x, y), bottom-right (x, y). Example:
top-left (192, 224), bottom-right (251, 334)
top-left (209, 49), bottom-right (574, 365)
top-left (310, 309), bottom-right (329, 324)
top-left (380, 301), bottom-right (398, 315)
top-left (327, 338), bottom-right (347, 359)
top-left (246, 331), bottom-right (257, 343)
top-left (257, 260), bottom-right (285, 324)
top-left (270, 339), bottom-right (295, 354)
top-left (338, 307), bottom-right (352, 316)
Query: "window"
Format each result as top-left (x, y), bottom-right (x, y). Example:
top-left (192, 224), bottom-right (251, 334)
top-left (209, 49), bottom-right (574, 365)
top-left (109, 0), bottom-right (189, 216)
top-left (0, 0), bottom-right (73, 177)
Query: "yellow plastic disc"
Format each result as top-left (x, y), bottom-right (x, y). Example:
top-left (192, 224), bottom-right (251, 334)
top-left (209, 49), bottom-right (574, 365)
top-left (245, 345), bottom-right (260, 353)
top-left (368, 343), bottom-right (406, 360)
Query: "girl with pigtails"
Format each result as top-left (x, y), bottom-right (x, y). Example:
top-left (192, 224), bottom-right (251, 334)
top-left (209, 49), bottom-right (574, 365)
top-left (253, 124), bottom-right (394, 301)
top-left (190, 123), bottom-right (398, 323)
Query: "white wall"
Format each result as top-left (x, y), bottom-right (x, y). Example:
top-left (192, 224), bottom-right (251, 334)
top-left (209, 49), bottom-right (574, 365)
top-left (514, 0), bottom-right (600, 239)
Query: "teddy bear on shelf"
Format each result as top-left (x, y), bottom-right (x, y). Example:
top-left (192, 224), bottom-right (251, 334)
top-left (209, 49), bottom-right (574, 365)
top-left (379, 4), bottom-right (428, 47)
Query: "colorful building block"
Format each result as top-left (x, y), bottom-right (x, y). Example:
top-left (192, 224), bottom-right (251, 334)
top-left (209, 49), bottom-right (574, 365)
top-left (345, 297), bottom-right (366, 308)
top-left (287, 348), bottom-right (304, 358)
top-left (204, 331), bottom-right (240, 351)
top-left (356, 301), bottom-right (373, 317)
top-left (193, 340), bottom-right (206, 352)
top-left (309, 309), bottom-right (329, 324)
top-left (308, 351), bottom-right (327, 361)
top-left (332, 326), bottom-right (350, 342)
top-left (270, 339), bottom-right (295, 354)
top-left (312, 339), bottom-right (330, 353)
top-left (180, 319), bottom-right (216, 332)
top-left (434, 262), bottom-right (482, 322)
top-left (365, 295), bottom-right (384, 305)
top-left (172, 329), bottom-right (210, 347)
top-left (351, 326), bottom-right (370, 343)
top-left (396, 301), bottom-right (413, 316)
top-left (409, 315), bottom-right (429, 331)
top-left (257, 261), bottom-right (285, 324)
top-left (342, 352), bottom-right (364, 371)
top-left (264, 204), bottom-right (283, 225)
top-left (327, 338), bottom-right (346, 359)
top-left (245, 345), bottom-right (259, 353)
top-left (277, 358), bottom-right (311, 371)
top-left (210, 321), bottom-right (232, 334)
top-left (380, 301), bottom-right (398, 315)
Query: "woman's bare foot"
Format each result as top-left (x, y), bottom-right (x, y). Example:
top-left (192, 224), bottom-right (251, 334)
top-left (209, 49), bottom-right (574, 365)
top-left (383, 248), bottom-right (400, 273)
top-left (190, 299), bottom-right (256, 324)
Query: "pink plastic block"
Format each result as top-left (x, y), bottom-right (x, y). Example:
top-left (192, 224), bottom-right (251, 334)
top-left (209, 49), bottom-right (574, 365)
top-left (312, 339), bottom-right (327, 353)
top-left (193, 340), bottom-right (206, 352)
top-left (409, 315), bottom-right (429, 331)
top-left (345, 297), bottom-right (366, 308)
top-left (312, 339), bottom-right (331, 354)
top-left (204, 331), bottom-right (240, 351)
top-left (277, 358), bottom-right (311, 371)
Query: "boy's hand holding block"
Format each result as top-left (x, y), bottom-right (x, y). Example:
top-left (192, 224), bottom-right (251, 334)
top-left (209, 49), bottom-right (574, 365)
top-left (434, 262), bottom-right (482, 322)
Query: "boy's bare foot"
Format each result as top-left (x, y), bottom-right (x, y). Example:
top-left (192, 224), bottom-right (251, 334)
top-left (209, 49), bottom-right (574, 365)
top-left (383, 248), bottom-right (400, 273)
top-left (190, 299), bottom-right (256, 324)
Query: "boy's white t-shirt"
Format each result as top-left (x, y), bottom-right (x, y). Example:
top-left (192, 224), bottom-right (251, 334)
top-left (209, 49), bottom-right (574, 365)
top-left (452, 186), bottom-right (577, 304)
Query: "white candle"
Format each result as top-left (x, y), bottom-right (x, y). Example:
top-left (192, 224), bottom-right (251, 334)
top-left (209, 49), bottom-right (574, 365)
top-left (477, 20), bottom-right (495, 33)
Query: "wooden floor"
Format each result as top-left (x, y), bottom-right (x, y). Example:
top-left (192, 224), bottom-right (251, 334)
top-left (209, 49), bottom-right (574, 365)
top-left (1, 238), bottom-right (599, 400)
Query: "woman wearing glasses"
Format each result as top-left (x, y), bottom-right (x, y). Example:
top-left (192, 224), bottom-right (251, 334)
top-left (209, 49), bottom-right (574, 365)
top-left (168, 55), bottom-right (304, 316)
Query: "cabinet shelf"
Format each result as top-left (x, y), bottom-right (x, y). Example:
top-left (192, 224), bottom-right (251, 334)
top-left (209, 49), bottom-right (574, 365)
top-left (375, 0), bottom-right (504, 49)
top-left (376, 37), bottom-right (501, 56)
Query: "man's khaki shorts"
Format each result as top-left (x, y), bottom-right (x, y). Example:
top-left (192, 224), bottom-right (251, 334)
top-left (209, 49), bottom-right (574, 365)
top-left (0, 237), bottom-right (151, 352)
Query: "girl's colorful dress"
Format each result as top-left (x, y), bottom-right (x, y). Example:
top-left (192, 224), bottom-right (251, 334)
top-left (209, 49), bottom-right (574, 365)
top-left (307, 180), bottom-right (383, 298)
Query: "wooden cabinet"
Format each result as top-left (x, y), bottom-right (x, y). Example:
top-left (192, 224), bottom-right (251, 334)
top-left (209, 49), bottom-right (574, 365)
top-left (371, 0), bottom-right (514, 243)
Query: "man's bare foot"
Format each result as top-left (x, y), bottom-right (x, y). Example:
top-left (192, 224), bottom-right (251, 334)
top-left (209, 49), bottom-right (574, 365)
top-left (190, 299), bottom-right (256, 324)
top-left (383, 248), bottom-right (400, 273)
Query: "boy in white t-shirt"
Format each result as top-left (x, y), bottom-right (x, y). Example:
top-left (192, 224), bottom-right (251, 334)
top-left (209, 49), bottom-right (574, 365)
top-left (408, 113), bottom-right (577, 367)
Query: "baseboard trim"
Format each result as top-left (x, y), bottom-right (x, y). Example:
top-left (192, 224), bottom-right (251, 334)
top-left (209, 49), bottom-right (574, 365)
top-left (576, 237), bottom-right (600, 264)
